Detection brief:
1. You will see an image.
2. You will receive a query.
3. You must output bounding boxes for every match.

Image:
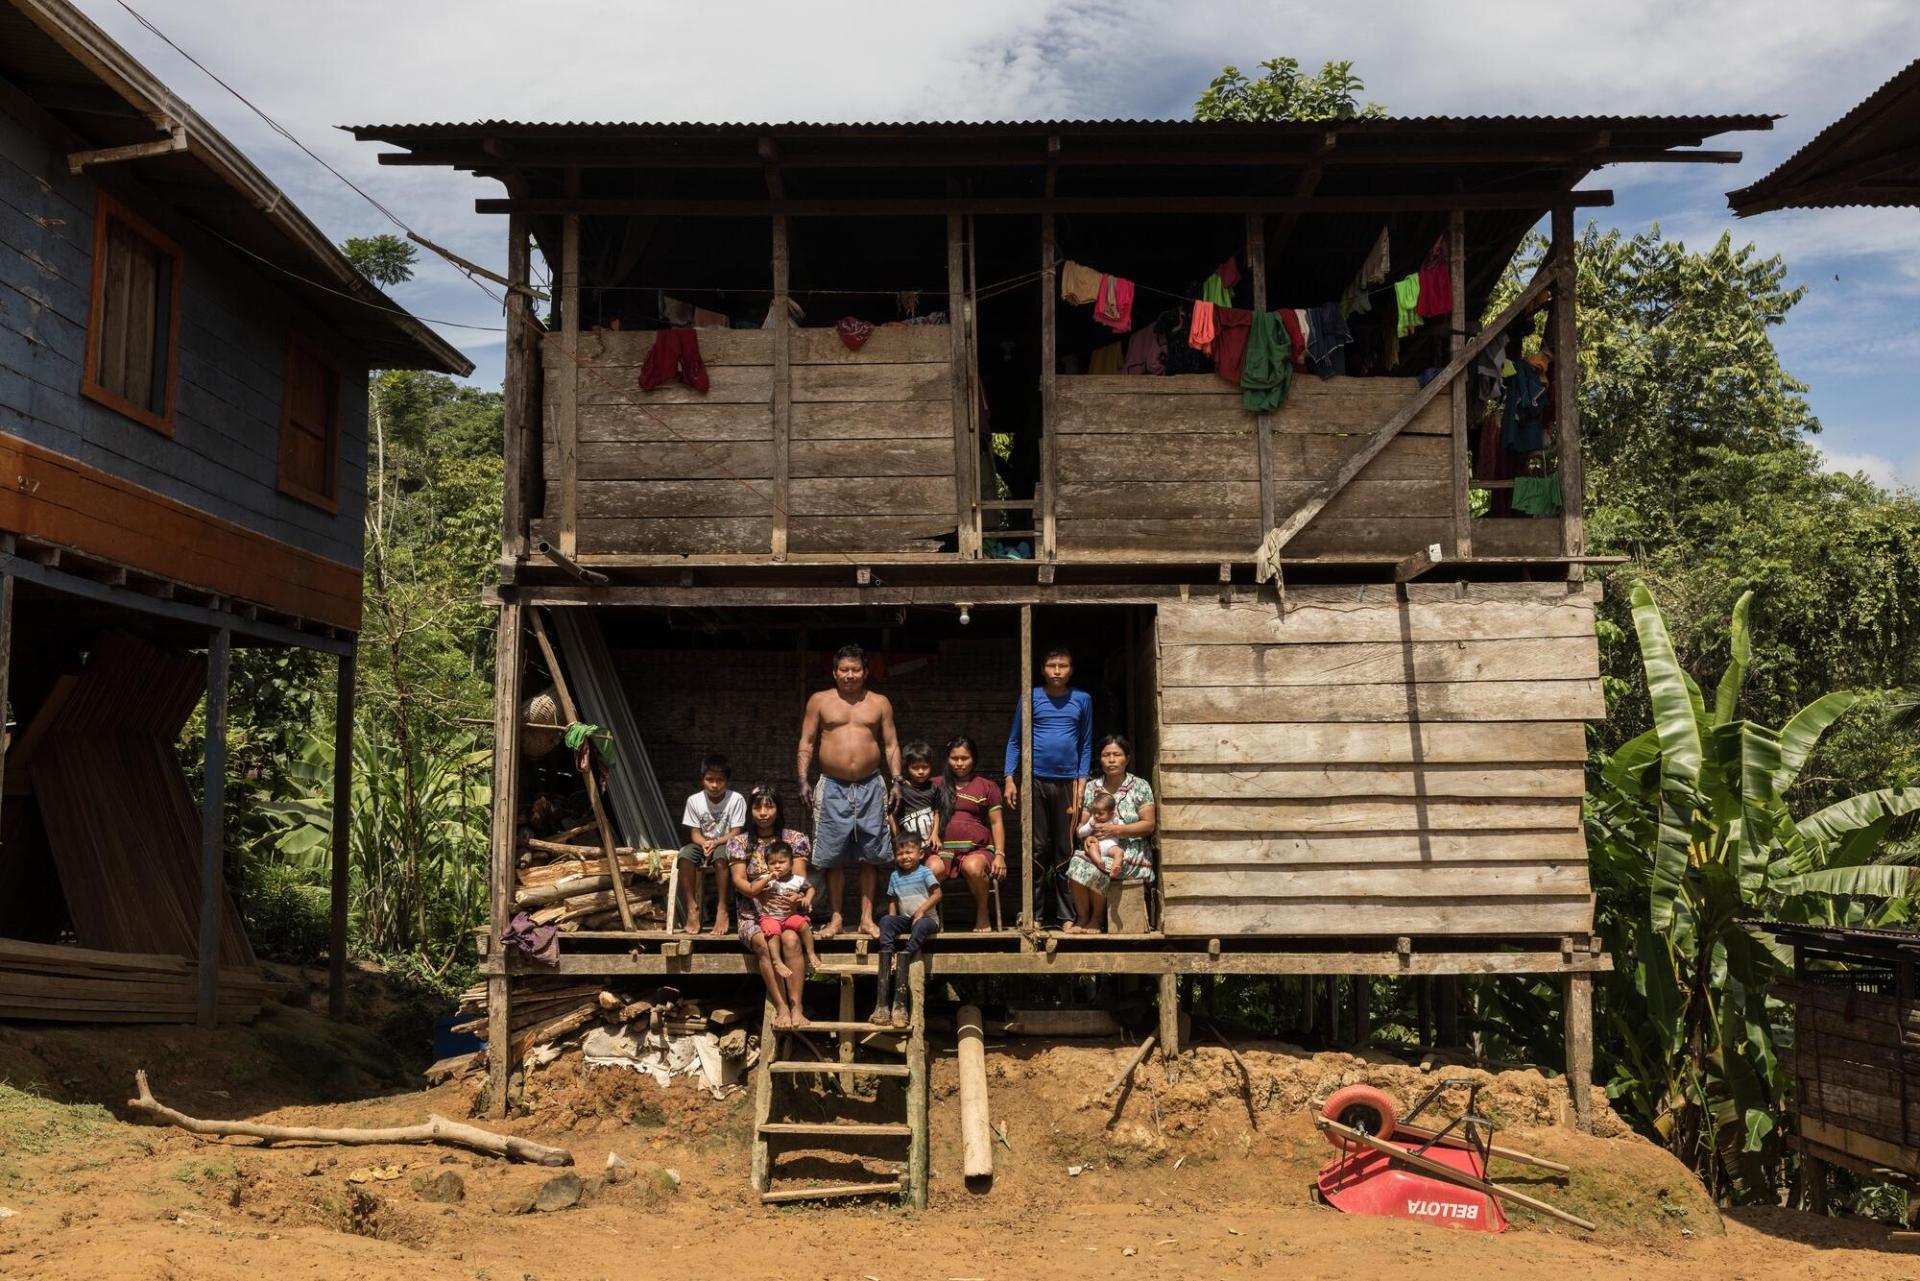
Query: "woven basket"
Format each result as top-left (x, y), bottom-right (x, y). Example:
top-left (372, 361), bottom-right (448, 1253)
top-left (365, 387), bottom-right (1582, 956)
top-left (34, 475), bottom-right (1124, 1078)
top-left (522, 687), bottom-right (562, 757)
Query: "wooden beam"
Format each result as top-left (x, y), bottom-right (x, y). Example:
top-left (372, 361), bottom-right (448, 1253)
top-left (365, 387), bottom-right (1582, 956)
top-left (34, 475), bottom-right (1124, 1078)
top-left (1448, 209), bottom-right (1472, 557)
top-left (1265, 133), bottom-right (1333, 258)
top-left (1020, 605), bottom-right (1035, 928)
top-left (558, 169), bottom-right (581, 559)
top-left (195, 627), bottom-right (230, 1028)
top-left (1262, 268), bottom-right (1553, 555)
top-left (1159, 972), bottom-right (1182, 1078)
top-left (500, 214), bottom-right (533, 560)
top-left (770, 215), bottom-right (792, 558)
top-left (1393, 543), bottom-right (1444, 583)
top-left (476, 192), bottom-right (1617, 217)
top-left (327, 649), bottom-right (355, 1020)
top-left (1565, 971), bottom-right (1594, 1132)
top-left (67, 124), bottom-right (186, 174)
top-left (485, 601), bottom-right (524, 1116)
top-left (1040, 212), bottom-right (1058, 559)
top-left (1550, 206), bottom-right (1585, 575)
top-left (1246, 212), bottom-right (1275, 532)
top-left (947, 212), bottom-right (979, 557)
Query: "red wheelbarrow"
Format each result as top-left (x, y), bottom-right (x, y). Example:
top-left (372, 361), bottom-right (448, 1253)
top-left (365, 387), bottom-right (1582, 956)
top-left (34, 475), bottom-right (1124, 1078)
top-left (1311, 1079), bottom-right (1595, 1233)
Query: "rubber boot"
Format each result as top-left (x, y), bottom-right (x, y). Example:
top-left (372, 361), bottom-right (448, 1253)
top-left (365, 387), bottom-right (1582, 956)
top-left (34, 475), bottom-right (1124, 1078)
top-left (869, 951), bottom-right (894, 1024)
top-left (890, 953), bottom-right (911, 1029)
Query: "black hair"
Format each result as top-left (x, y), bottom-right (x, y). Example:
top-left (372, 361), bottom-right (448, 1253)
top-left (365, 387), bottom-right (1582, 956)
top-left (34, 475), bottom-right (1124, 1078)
top-left (766, 839), bottom-right (794, 861)
top-left (895, 833), bottom-right (924, 852)
top-left (1095, 733), bottom-right (1133, 771)
top-left (1043, 645), bottom-right (1073, 662)
top-left (1087, 790), bottom-right (1117, 808)
top-left (902, 741), bottom-right (933, 766)
top-left (833, 643), bottom-right (867, 668)
top-left (745, 781), bottom-right (785, 837)
top-left (937, 735), bottom-right (979, 820)
top-left (699, 753), bottom-right (732, 779)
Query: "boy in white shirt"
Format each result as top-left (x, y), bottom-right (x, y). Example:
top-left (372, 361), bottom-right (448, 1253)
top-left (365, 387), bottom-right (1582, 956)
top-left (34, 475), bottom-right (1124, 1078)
top-left (678, 753), bottom-right (746, 934)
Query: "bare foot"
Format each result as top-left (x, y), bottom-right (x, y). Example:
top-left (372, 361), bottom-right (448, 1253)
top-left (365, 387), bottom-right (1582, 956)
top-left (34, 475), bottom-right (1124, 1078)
top-left (1061, 922), bottom-right (1086, 934)
top-left (680, 917), bottom-right (701, 935)
top-left (709, 918), bottom-right (731, 936)
top-left (971, 922), bottom-right (992, 933)
top-left (806, 953), bottom-right (823, 975)
top-left (773, 958), bottom-right (795, 980)
top-left (792, 1011), bottom-right (812, 1028)
top-left (859, 918), bottom-right (882, 940)
top-left (772, 1010), bottom-right (793, 1030)
top-left (817, 916), bottom-right (844, 940)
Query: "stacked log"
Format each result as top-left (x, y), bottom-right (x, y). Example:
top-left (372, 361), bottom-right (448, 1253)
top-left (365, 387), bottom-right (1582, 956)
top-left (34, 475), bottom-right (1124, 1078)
top-left (513, 828), bottom-right (677, 931)
top-left (0, 939), bottom-right (273, 1022)
top-left (431, 980), bottom-right (745, 1083)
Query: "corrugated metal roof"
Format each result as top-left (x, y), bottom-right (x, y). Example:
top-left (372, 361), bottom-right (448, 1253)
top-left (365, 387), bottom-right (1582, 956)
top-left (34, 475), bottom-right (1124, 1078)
top-left (351, 114), bottom-right (1775, 134)
top-left (1729, 59), bottom-right (1920, 214)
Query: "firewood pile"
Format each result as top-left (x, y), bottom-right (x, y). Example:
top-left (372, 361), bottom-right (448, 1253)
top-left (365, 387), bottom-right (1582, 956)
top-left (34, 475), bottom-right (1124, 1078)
top-left (429, 979), bottom-right (754, 1101)
top-left (513, 813), bottom-right (678, 932)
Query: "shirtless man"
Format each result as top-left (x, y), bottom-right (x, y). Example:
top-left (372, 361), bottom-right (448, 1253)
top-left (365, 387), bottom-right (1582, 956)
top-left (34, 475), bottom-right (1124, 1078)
top-left (797, 644), bottom-right (902, 939)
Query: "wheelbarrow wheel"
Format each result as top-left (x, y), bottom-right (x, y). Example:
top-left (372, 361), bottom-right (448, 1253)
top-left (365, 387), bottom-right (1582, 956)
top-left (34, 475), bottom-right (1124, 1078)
top-left (1321, 1085), bottom-right (1398, 1148)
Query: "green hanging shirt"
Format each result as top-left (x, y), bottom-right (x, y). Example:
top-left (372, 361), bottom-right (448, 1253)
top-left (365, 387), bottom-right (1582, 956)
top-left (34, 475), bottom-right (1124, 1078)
top-left (1200, 273), bottom-right (1232, 308)
top-left (1511, 473), bottom-right (1562, 516)
top-left (1394, 274), bottom-right (1422, 337)
top-left (1241, 310), bottom-right (1291, 413)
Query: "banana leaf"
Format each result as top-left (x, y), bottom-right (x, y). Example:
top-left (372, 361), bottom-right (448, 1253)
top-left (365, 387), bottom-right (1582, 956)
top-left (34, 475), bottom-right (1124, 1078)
top-left (1712, 590), bottom-right (1752, 726)
top-left (1772, 691), bottom-right (1858, 796)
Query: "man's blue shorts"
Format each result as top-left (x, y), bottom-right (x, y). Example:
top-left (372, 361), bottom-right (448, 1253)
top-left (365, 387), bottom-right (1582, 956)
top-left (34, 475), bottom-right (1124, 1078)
top-left (810, 773), bottom-right (893, 867)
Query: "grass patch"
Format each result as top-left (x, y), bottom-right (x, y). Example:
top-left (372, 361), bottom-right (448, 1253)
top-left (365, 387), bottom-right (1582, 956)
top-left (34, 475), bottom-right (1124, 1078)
top-left (0, 1083), bottom-right (114, 1158)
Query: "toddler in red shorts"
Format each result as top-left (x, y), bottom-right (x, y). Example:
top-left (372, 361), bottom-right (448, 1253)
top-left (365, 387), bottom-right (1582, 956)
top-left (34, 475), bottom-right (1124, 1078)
top-left (750, 842), bottom-right (820, 978)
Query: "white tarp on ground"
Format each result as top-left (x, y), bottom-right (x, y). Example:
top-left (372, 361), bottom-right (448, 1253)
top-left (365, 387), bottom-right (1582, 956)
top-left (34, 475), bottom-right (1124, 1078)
top-left (582, 1026), bottom-right (750, 1099)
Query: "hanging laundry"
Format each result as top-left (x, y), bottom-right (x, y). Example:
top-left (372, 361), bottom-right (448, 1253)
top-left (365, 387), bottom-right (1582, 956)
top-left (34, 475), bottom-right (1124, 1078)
top-left (1122, 325), bottom-right (1167, 376)
top-left (504, 911), bottom-right (560, 967)
top-left (1511, 473), bottom-right (1563, 516)
top-left (834, 316), bottom-right (876, 351)
top-left (1277, 308), bottom-right (1308, 372)
top-left (1061, 260), bottom-right (1102, 306)
top-left (1200, 273), bottom-right (1232, 308)
top-left (1394, 274), bottom-right (1422, 338)
top-left (1382, 310), bottom-right (1400, 371)
top-left (1306, 302), bottom-right (1353, 379)
top-left (1211, 307), bottom-right (1255, 384)
top-left (1474, 410), bottom-right (1513, 517)
top-left (1360, 227), bottom-right (1392, 287)
top-left (1416, 235), bottom-right (1452, 319)
top-left (1095, 274), bottom-right (1135, 333)
top-left (1216, 255), bottom-right (1243, 289)
top-left (1240, 310), bottom-right (1291, 413)
top-left (1087, 341), bottom-right (1124, 375)
top-left (1501, 358), bottom-right (1549, 453)
top-left (1158, 306), bottom-right (1211, 374)
top-left (1189, 300), bottom-right (1219, 354)
top-left (638, 329), bottom-right (710, 394)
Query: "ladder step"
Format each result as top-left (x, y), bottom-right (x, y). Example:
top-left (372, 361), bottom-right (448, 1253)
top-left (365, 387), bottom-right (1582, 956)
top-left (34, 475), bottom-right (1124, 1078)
top-left (781, 1020), bottom-right (903, 1035)
top-left (760, 1179), bottom-right (903, 1204)
top-left (759, 1121), bottom-right (912, 1138)
top-left (769, 1060), bottom-right (909, 1078)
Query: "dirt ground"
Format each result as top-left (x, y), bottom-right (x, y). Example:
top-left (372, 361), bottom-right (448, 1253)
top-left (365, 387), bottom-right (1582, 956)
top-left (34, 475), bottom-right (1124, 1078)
top-left (1, 1003), bottom-right (1915, 1281)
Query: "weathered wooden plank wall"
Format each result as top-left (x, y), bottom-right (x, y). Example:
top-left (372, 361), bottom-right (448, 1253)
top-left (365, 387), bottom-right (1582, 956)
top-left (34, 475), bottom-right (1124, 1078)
top-left (0, 99), bottom-right (368, 572)
top-left (1776, 978), bottom-right (1920, 1165)
top-left (538, 326), bottom-right (958, 556)
top-left (1053, 376), bottom-right (1454, 559)
top-left (1154, 582), bottom-right (1602, 937)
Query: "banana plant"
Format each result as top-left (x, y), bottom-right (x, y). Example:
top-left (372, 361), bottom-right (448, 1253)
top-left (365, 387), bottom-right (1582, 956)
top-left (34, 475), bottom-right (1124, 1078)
top-left (1586, 584), bottom-right (1918, 1200)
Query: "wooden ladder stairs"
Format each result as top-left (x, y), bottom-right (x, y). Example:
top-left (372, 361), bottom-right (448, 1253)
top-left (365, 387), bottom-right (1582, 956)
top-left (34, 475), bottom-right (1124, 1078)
top-left (749, 961), bottom-right (928, 1207)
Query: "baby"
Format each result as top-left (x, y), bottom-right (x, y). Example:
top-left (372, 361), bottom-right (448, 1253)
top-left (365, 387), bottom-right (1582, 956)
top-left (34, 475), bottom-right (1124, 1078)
top-left (1076, 791), bottom-right (1122, 880)
top-left (751, 841), bottom-right (821, 979)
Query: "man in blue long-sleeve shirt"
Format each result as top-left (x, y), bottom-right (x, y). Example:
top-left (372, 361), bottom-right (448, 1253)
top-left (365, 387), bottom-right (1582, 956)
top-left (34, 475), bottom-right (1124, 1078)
top-left (1004, 647), bottom-right (1093, 927)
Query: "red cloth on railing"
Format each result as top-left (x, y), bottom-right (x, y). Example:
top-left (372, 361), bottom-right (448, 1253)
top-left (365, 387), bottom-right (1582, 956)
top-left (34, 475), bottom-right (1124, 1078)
top-left (638, 329), bottom-right (710, 393)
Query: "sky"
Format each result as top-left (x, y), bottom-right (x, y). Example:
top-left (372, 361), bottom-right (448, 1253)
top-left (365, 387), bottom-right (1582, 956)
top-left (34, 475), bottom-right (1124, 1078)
top-left (70, 0), bottom-right (1920, 488)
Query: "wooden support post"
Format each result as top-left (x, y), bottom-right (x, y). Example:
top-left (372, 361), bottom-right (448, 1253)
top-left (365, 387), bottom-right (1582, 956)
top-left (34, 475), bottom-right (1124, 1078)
top-left (327, 648), bottom-right (356, 1020)
top-left (1354, 974), bottom-right (1371, 1048)
top-left (1247, 213), bottom-right (1275, 532)
top-left (557, 169), bottom-right (581, 558)
top-left (749, 996), bottom-right (776, 1194)
top-left (501, 213), bottom-right (533, 560)
top-left (770, 214), bottom-right (792, 558)
top-left (1550, 204), bottom-right (1585, 575)
top-left (907, 959), bottom-right (929, 1209)
top-left (1801, 1153), bottom-right (1829, 1214)
top-left (1322, 972), bottom-right (1340, 1045)
top-left (1448, 209), bottom-right (1472, 558)
top-left (195, 627), bottom-right (230, 1028)
top-left (1039, 213), bottom-right (1057, 559)
top-left (947, 212), bottom-right (979, 557)
top-left (956, 1003), bottom-right (992, 1182)
top-left (0, 573), bottom-right (11, 839)
top-left (1564, 971), bottom-right (1594, 1133)
top-left (1158, 971), bottom-right (1181, 1079)
top-left (485, 602), bottom-right (524, 1116)
top-left (838, 975), bottom-right (855, 1066)
top-left (1436, 975), bottom-right (1461, 1047)
top-left (1417, 976), bottom-right (1433, 1047)
top-left (1019, 604), bottom-right (1035, 929)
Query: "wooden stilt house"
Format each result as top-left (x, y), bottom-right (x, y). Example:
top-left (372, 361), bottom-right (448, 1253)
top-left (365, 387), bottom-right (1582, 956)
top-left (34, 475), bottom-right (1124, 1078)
top-left (0, 0), bottom-right (470, 1024)
top-left (351, 112), bottom-right (1770, 1188)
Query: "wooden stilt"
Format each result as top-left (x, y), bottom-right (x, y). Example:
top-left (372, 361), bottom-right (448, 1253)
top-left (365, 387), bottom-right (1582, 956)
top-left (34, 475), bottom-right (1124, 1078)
top-left (194, 627), bottom-right (229, 1028)
top-left (907, 959), bottom-right (929, 1209)
top-left (1158, 971), bottom-right (1181, 1079)
top-left (1564, 972), bottom-right (1594, 1133)
top-left (327, 648), bottom-right (356, 1020)
top-left (1436, 975), bottom-right (1461, 1047)
top-left (485, 602), bottom-right (524, 1117)
top-left (1322, 973), bottom-right (1340, 1045)
top-left (1018, 604), bottom-right (1034, 930)
top-left (1354, 975), bottom-right (1371, 1049)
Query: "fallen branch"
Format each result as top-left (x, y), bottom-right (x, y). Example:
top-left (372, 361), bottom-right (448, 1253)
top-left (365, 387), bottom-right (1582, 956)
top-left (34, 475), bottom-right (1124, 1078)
top-left (1101, 1032), bottom-right (1158, 1100)
top-left (126, 1070), bottom-right (572, 1166)
top-left (1201, 1017), bottom-right (1259, 1132)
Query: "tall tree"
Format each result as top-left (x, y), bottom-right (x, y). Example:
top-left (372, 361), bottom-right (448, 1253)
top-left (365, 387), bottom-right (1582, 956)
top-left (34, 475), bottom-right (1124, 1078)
top-left (1193, 57), bottom-right (1386, 122)
top-left (342, 233), bottom-right (419, 287)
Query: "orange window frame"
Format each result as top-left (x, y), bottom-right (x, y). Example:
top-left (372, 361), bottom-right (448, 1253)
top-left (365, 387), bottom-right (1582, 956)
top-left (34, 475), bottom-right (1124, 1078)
top-left (80, 191), bottom-right (185, 436)
top-left (276, 333), bottom-right (344, 513)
